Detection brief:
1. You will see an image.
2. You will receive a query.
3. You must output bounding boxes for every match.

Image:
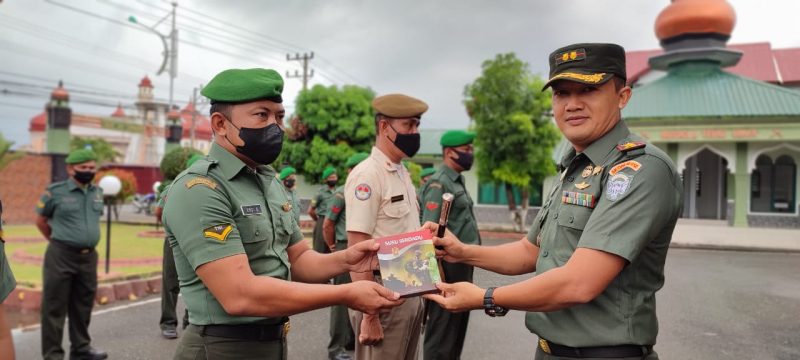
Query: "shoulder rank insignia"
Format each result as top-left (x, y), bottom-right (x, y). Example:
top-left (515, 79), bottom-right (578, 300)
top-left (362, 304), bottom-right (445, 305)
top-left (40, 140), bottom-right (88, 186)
top-left (186, 177), bottom-right (217, 190)
top-left (609, 160), bottom-right (642, 176)
top-left (282, 202), bottom-right (292, 212)
top-left (575, 182), bottom-right (590, 190)
top-left (555, 48), bottom-right (586, 65)
top-left (562, 191), bottom-right (597, 208)
top-left (203, 224), bottom-right (233, 242)
top-left (581, 165), bottom-right (593, 178)
top-left (616, 141), bottom-right (646, 152)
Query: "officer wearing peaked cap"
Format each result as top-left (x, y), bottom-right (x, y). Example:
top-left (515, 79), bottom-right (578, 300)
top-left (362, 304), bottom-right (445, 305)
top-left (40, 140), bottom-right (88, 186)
top-left (423, 44), bottom-right (683, 360)
top-left (345, 94), bottom-right (427, 360)
top-left (162, 68), bottom-right (403, 360)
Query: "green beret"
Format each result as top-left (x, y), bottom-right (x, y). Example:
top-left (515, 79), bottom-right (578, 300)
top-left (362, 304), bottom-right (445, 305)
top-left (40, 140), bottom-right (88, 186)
top-left (279, 166), bottom-right (296, 180)
top-left (372, 94), bottom-right (428, 118)
top-left (420, 167), bottom-right (436, 178)
top-left (201, 68), bottom-right (284, 103)
top-left (321, 166), bottom-right (337, 180)
top-left (186, 154), bottom-right (204, 168)
top-left (345, 152), bottom-right (369, 168)
top-left (65, 148), bottom-right (97, 164)
top-left (440, 130), bottom-right (475, 148)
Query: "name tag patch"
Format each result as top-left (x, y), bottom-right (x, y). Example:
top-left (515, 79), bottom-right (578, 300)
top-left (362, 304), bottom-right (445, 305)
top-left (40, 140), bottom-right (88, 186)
top-left (390, 195), bottom-right (404, 203)
top-left (562, 191), bottom-right (597, 208)
top-left (241, 204), bottom-right (263, 216)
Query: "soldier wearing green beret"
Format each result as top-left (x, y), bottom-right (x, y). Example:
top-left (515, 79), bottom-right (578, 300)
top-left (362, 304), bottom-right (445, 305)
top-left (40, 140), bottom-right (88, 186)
top-left (157, 152), bottom-right (202, 339)
top-left (419, 130), bottom-right (479, 360)
top-left (35, 148), bottom-right (108, 360)
top-left (310, 166), bottom-right (338, 254)
top-left (419, 167), bottom-right (436, 188)
top-left (423, 43), bottom-right (682, 360)
top-left (0, 199), bottom-right (18, 360)
top-left (278, 166), bottom-right (301, 223)
top-left (162, 68), bottom-right (403, 360)
top-left (322, 152), bottom-right (368, 360)
top-left (345, 93), bottom-right (427, 360)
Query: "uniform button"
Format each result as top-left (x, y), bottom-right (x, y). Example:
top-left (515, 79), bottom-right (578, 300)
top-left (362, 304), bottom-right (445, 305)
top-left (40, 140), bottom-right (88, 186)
top-left (569, 216), bottom-right (574, 223)
top-left (567, 176), bottom-right (575, 182)
top-left (255, 230), bottom-right (260, 236)
top-left (542, 250), bottom-right (549, 257)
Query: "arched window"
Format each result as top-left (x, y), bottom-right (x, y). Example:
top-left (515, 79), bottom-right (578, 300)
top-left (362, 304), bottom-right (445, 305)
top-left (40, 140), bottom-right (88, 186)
top-left (751, 154), bottom-right (797, 213)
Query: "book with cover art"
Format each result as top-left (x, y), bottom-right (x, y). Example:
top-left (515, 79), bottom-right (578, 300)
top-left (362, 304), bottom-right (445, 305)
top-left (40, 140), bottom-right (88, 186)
top-left (377, 229), bottom-right (442, 298)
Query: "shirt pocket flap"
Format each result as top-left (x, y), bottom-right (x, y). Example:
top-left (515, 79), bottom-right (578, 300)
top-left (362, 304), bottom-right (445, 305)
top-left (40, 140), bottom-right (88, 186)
top-left (235, 216), bottom-right (269, 243)
top-left (383, 202), bottom-right (410, 219)
top-left (557, 206), bottom-right (592, 231)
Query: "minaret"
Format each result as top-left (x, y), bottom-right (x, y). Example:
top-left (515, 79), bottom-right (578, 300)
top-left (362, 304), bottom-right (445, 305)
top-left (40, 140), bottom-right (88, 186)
top-left (165, 106), bottom-right (182, 153)
top-left (46, 81), bottom-right (72, 181)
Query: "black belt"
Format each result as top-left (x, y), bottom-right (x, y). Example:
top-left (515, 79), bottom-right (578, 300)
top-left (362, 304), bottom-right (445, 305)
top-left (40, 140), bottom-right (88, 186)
top-left (193, 321), bottom-right (290, 341)
top-left (538, 339), bottom-right (652, 358)
top-left (50, 239), bottom-right (93, 254)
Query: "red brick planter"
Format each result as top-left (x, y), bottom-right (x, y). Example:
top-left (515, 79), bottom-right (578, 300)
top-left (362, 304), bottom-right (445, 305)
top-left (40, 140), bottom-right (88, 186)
top-left (130, 279), bottom-right (150, 298)
top-left (95, 284), bottom-right (116, 305)
top-left (146, 277), bottom-right (162, 294)
top-left (113, 282), bottom-right (136, 301)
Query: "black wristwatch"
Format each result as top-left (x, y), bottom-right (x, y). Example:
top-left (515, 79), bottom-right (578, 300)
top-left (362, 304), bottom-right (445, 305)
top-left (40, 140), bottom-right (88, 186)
top-left (483, 287), bottom-right (508, 317)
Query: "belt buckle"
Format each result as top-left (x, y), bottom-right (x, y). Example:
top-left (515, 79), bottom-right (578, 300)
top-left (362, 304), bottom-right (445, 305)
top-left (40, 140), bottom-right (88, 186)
top-left (80, 249), bottom-right (90, 254)
top-left (282, 321), bottom-right (291, 337)
top-left (539, 339), bottom-right (551, 354)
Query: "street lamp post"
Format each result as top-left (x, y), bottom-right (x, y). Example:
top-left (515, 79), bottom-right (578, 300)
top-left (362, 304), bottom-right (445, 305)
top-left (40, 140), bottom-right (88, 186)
top-left (128, 1), bottom-right (178, 110)
top-left (98, 175), bottom-right (122, 274)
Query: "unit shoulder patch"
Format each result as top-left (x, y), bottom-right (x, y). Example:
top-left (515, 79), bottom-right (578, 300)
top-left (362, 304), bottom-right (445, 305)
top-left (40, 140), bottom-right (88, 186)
top-left (616, 141), bottom-right (646, 152)
top-left (608, 160), bottom-right (642, 176)
top-left (203, 223), bottom-right (233, 242)
top-left (426, 201), bottom-right (439, 211)
top-left (185, 177), bottom-right (218, 190)
top-left (355, 183), bottom-right (372, 201)
top-left (606, 173), bottom-right (634, 201)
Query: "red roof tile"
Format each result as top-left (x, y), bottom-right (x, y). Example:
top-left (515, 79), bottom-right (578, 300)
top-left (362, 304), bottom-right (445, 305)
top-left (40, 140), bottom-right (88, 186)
top-left (773, 48), bottom-right (800, 84)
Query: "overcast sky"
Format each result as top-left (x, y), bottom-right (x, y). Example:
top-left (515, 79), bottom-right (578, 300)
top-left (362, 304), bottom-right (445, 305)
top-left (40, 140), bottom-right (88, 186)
top-left (1, 0), bottom-right (798, 148)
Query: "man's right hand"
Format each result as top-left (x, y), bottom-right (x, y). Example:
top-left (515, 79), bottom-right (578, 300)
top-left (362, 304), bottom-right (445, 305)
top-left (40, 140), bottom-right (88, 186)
top-left (359, 314), bottom-right (384, 345)
top-left (421, 221), bottom-right (468, 263)
top-left (344, 281), bottom-right (404, 315)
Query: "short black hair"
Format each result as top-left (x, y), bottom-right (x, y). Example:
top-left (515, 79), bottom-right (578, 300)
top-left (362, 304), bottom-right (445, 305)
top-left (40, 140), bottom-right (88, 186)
top-left (612, 76), bottom-right (626, 91)
top-left (209, 101), bottom-right (233, 119)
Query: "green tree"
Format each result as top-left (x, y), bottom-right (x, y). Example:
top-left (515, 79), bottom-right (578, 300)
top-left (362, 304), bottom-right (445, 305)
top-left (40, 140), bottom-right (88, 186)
top-left (464, 53), bottom-right (560, 231)
top-left (0, 132), bottom-right (23, 170)
top-left (281, 84), bottom-right (376, 184)
top-left (71, 136), bottom-right (122, 164)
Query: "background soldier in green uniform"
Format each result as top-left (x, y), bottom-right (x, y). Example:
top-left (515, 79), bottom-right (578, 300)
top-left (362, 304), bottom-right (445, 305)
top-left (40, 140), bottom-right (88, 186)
top-left (156, 153), bottom-right (202, 339)
top-left (310, 166), bottom-right (338, 254)
top-left (279, 166), bottom-right (301, 223)
top-left (424, 43), bottom-right (683, 360)
top-left (419, 167), bottom-right (436, 188)
top-left (0, 199), bottom-right (18, 360)
top-left (35, 149), bottom-right (108, 360)
top-left (322, 152), bottom-right (368, 360)
top-left (162, 68), bottom-right (402, 360)
top-left (420, 130), bottom-right (480, 360)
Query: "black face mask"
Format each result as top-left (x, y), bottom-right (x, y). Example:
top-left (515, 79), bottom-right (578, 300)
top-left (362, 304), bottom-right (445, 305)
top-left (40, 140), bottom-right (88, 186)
top-left (386, 122), bottom-right (420, 158)
top-left (225, 120), bottom-right (284, 165)
top-left (283, 179), bottom-right (295, 188)
top-left (451, 149), bottom-right (474, 171)
top-left (73, 171), bottom-right (96, 185)
top-left (326, 179), bottom-right (338, 187)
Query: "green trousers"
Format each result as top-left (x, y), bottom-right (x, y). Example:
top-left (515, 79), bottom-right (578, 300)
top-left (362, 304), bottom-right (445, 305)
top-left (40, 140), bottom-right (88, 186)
top-left (174, 325), bottom-right (286, 360)
top-left (423, 261), bottom-right (474, 360)
top-left (534, 346), bottom-right (659, 360)
top-left (328, 259), bottom-right (354, 356)
top-left (41, 241), bottom-right (98, 360)
top-left (312, 216), bottom-right (330, 254)
top-left (161, 238), bottom-right (188, 330)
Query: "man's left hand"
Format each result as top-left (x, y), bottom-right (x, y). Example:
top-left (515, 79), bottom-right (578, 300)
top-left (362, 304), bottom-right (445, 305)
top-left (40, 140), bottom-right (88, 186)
top-left (344, 239), bottom-right (379, 273)
top-left (423, 282), bottom-right (485, 313)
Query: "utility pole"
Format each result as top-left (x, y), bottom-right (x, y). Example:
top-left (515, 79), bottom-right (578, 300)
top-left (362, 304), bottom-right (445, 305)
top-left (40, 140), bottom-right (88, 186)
top-left (286, 52), bottom-right (314, 90)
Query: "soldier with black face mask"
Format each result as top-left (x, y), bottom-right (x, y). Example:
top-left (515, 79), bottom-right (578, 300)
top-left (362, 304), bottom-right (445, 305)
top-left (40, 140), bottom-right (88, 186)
top-left (310, 166), bottom-right (339, 254)
top-left (279, 166), bottom-right (301, 223)
top-left (35, 148), bottom-right (107, 360)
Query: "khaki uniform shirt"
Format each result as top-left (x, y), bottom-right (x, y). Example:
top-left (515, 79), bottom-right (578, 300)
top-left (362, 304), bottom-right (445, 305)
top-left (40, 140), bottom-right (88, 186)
top-left (326, 186), bottom-right (347, 244)
top-left (525, 121), bottom-right (683, 347)
top-left (345, 147), bottom-right (420, 238)
top-left (36, 180), bottom-right (103, 248)
top-left (163, 143), bottom-right (304, 326)
top-left (0, 200), bottom-right (17, 302)
top-left (312, 186), bottom-right (336, 218)
top-left (420, 165), bottom-right (481, 245)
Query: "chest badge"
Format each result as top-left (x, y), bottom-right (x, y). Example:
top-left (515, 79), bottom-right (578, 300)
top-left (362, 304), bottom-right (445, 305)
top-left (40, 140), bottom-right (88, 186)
top-left (282, 202), bottom-right (293, 212)
top-left (575, 182), bottom-right (590, 190)
top-left (581, 165), bottom-right (593, 178)
top-left (592, 166), bottom-right (603, 176)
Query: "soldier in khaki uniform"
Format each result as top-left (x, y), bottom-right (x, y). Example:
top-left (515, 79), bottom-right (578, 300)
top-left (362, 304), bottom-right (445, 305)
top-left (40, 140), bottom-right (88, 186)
top-left (162, 68), bottom-right (403, 360)
top-left (420, 130), bottom-right (480, 360)
top-left (35, 149), bottom-right (107, 360)
top-left (279, 166), bottom-right (301, 224)
top-left (345, 94), bottom-right (427, 360)
top-left (424, 44), bottom-right (683, 360)
top-left (310, 166), bottom-right (338, 254)
top-left (0, 199), bottom-right (18, 360)
top-left (323, 152), bottom-right (368, 360)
